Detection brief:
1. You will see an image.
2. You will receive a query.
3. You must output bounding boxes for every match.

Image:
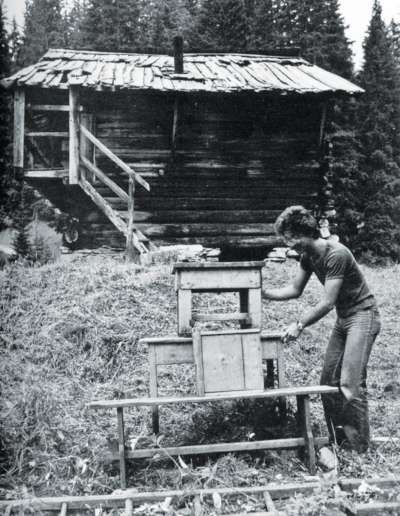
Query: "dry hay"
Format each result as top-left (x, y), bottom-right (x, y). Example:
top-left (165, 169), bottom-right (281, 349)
top-left (0, 255), bottom-right (399, 505)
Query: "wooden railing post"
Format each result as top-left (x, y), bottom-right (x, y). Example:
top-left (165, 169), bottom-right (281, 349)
top-left (126, 176), bottom-right (138, 262)
top-left (69, 86), bottom-right (80, 184)
top-left (13, 88), bottom-right (25, 170)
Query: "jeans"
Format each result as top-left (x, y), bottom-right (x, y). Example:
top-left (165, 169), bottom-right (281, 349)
top-left (320, 306), bottom-right (381, 452)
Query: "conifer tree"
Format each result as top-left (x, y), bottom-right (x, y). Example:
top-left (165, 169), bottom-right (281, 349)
top-left (9, 18), bottom-right (23, 73)
top-left (248, 0), bottom-right (278, 52)
top-left (20, 0), bottom-right (66, 66)
top-left (0, 0), bottom-right (15, 230)
top-left (355, 0), bottom-right (400, 261)
top-left (195, 0), bottom-right (249, 52)
top-left (78, 0), bottom-right (141, 52)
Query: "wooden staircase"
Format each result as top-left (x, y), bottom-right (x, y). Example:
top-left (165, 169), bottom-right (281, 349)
top-left (78, 125), bottom-right (155, 261)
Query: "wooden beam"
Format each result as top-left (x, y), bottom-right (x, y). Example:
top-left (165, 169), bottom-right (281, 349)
top-left (26, 132), bottom-right (69, 138)
top-left (25, 169), bottom-right (68, 179)
top-left (0, 482), bottom-right (323, 511)
top-left (117, 407), bottom-right (127, 489)
top-left (126, 176), bottom-right (140, 262)
top-left (107, 436), bottom-right (329, 462)
top-left (80, 155), bottom-right (129, 203)
top-left (80, 125), bottom-right (150, 191)
top-left (13, 88), bottom-right (25, 168)
top-left (69, 86), bottom-right (80, 184)
top-left (28, 104), bottom-right (82, 112)
top-left (79, 176), bottom-right (127, 234)
top-left (88, 385), bottom-right (339, 409)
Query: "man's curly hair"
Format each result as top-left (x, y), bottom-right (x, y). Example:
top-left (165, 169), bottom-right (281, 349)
top-left (274, 206), bottom-right (319, 239)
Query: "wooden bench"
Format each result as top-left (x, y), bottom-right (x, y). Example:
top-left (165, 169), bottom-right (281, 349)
top-left (140, 330), bottom-right (286, 434)
top-left (88, 384), bottom-right (339, 488)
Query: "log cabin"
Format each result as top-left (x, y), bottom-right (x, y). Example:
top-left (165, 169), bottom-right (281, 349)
top-left (2, 40), bottom-right (363, 260)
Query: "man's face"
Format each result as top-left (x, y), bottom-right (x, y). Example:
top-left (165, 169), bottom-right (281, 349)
top-left (283, 231), bottom-right (305, 251)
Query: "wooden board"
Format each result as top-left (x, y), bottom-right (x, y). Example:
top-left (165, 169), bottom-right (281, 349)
top-left (199, 330), bottom-right (263, 395)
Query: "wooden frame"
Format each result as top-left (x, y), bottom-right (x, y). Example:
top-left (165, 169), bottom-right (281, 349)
top-left (173, 261), bottom-right (264, 336)
top-left (69, 85), bottom-right (80, 184)
top-left (89, 384), bottom-right (339, 485)
top-left (13, 88), bottom-right (25, 168)
top-left (143, 332), bottom-right (286, 435)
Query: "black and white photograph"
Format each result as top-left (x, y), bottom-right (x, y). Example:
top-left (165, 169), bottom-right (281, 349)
top-left (0, 0), bottom-right (399, 514)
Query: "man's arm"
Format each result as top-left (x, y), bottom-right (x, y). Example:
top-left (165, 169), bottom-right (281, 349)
top-left (263, 265), bottom-right (311, 301)
top-left (284, 277), bottom-right (343, 340)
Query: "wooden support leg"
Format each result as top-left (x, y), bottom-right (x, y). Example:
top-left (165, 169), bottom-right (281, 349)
top-left (277, 341), bottom-right (287, 417)
top-left (296, 395), bottom-right (316, 474)
top-left (265, 359), bottom-right (275, 388)
top-left (239, 289), bottom-right (250, 329)
top-left (125, 498), bottom-right (133, 516)
top-left (247, 288), bottom-right (262, 328)
top-left (177, 289), bottom-right (192, 336)
top-left (117, 407), bottom-right (127, 489)
top-left (148, 344), bottom-right (159, 434)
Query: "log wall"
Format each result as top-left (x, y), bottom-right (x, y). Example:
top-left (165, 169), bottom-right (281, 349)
top-left (25, 88), bottom-right (325, 251)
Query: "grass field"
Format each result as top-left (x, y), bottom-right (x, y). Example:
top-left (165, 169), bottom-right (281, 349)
top-left (0, 254), bottom-right (399, 513)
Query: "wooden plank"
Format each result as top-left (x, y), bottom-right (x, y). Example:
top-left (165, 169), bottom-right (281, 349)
top-left (80, 124), bottom-right (150, 191)
top-left (25, 169), bottom-right (68, 179)
top-left (176, 270), bottom-right (261, 290)
top-left (248, 288), bottom-right (262, 329)
top-left (29, 104), bottom-right (71, 111)
top-left (26, 131), bottom-right (68, 138)
top-left (297, 395), bottom-right (316, 474)
top-left (79, 176), bottom-right (127, 234)
top-left (339, 477), bottom-right (400, 491)
top-left (193, 327), bottom-right (205, 396)
top-left (13, 88), bottom-right (25, 168)
top-left (134, 223), bottom-right (275, 238)
top-left (191, 312), bottom-right (251, 323)
top-left (114, 436), bottom-right (330, 461)
top-left (125, 498), bottom-right (133, 516)
top-left (69, 85), bottom-right (80, 184)
top-left (117, 407), bottom-right (127, 489)
top-left (0, 481), bottom-right (323, 511)
top-left (126, 176), bottom-right (137, 261)
top-left (59, 502), bottom-right (67, 516)
top-left (154, 343), bottom-right (194, 365)
top-left (173, 261), bottom-right (265, 270)
top-left (148, 344), bottom-right (159, 434)
top-left (80, 156), bottom-right (129, 203)
top-left (177, 289), bottom-right (192, 336)
top-left (88, 385), bottom-right (339, 409)
top-left (131, 210), bottom-right (281, 224)
top-left (263, 491), bottom-right (277, 513)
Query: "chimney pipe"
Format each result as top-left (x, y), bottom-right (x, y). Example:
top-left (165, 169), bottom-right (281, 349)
top-left (173, 36), bottom-right (184, 74)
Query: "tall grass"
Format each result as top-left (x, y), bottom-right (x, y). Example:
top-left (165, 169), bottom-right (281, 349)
top-left (0, 256), bottom-right (399, 500)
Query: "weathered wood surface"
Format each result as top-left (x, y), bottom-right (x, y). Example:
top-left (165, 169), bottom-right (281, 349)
top-left (13, 88), bottom-right (25, 168)
top-left (69, 86), bottom-right (80, 184)
top-left (26, 131), bottom-right (69, 137)
top-left (176, 269), bottom-right (261, 290)
top-left (25, 168), bottom-right (68, 179)
top-left (88, 385), bottom-right (339, 408)
top-left (81, 156), bottom-right (129, 202)
top-left (0, 481), bottom-right (326, 511)
top-left (108, 436), bottom-right (330, 462)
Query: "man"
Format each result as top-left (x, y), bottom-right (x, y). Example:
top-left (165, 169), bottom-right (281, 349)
top-left (263, 206), bottom-right (381, 452)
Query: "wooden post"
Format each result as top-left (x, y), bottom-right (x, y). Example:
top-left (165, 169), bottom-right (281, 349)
top-left (80, 113), bottom-right (95, 180)
top-left (177, 289), bottom-right (192, 336)
top-left (13, 88), bottom-right (25, 169)
top-left (296, 395), bottom-right (316, 474)
top-left (126, 176), bottom-right (139, 262)
top-left (117, 407), bottom-right (127, 489)
top-left (148, 344), bottom-right (160, 434)
top-left (69, 86), bottom-right (80, 184)
top-left (171, 96), bottom-right (179, 158)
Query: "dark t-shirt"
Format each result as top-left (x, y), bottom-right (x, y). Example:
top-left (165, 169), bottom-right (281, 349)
top-left (300, 240), bottom-right (376, 318)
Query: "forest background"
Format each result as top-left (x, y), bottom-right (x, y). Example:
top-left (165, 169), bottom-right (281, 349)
top-left (1, 0), bottom-right (400, 262)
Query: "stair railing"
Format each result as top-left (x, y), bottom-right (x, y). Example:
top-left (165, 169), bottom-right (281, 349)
top-left (79, 124), bottom-right (151, 260)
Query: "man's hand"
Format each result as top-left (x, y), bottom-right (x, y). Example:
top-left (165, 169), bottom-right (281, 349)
top-left (283, 321), bottom-right (302, 343)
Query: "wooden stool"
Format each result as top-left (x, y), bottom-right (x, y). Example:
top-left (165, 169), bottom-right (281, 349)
top-left (173, 261), bottom-right (264, 336)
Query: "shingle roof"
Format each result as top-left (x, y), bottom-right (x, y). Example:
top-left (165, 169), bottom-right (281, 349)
top-left (2, 48), bottom-right (364, 95)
